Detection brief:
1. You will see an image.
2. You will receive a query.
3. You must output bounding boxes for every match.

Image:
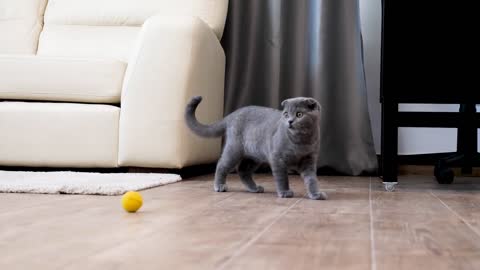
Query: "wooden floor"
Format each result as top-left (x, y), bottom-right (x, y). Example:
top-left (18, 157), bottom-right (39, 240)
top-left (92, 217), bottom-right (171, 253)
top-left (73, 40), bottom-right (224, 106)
top-left (2, 174), bottom-right (480, 270)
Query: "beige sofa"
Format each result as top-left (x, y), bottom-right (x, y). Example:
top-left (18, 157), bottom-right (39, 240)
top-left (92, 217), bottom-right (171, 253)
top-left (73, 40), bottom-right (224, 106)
top-left (0, 0), bottom-right (228, 168)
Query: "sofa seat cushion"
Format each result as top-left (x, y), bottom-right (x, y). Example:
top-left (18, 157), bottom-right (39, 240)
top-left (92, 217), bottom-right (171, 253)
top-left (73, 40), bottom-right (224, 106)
top-left (0, 55), bottom-right (126, 103)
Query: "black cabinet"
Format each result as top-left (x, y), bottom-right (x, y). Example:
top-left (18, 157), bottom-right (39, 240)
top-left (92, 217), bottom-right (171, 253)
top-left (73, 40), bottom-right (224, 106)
top-left (379, 0), bottom-right (479, 191)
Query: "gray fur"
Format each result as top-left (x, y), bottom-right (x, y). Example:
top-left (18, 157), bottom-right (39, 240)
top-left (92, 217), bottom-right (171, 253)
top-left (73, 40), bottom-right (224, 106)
top-left (185, 96), bottom-right (327, 200)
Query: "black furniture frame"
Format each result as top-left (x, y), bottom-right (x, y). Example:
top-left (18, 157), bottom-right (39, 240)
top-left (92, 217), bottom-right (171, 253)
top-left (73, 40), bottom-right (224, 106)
top-left (380, 102), bottom-right (480, 191)
top-left (379, 0), bottom-right (480, 191)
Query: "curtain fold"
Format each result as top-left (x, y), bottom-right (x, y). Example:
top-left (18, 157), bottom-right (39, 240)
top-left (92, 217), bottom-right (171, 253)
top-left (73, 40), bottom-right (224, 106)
top-left (221, 0), bottom-right (377, 175)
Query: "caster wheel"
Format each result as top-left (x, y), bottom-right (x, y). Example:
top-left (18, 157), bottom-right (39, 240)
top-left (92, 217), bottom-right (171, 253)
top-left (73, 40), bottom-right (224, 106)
top-left (435, 167), bottom-right (454, 184)
top-left (383, 182), bottom-right (397, 192)
top-left (434, 162), bottom-right (454, 184)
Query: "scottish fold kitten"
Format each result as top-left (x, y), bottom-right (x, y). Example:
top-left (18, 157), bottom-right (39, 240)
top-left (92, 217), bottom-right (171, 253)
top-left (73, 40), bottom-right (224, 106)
top-left (185, 96), bottom-right (327, 200)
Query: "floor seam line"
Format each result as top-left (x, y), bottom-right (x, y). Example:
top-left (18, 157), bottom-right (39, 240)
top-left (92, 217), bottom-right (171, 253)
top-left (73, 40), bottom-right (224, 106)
top-left (429, 190), bottom-right (480, 238)
top-left (216, 197), bottom-right (303, 270)
top-left (369, 177), bottom-right (377, 270)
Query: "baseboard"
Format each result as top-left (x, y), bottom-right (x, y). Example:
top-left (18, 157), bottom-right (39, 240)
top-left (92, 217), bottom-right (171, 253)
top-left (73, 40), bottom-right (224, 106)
top-left (1, 152), bottom-right (472, 178)
top-left (380, 153), bottom-right (480, 176)
top-left (397, 152), bottom-right (456, 165)
top-left (129, 164), bottom-right (217, 179)
top-left (377, 152), bottom-right (456, 166)
top-left (0, 166), bottom-right (128, 173)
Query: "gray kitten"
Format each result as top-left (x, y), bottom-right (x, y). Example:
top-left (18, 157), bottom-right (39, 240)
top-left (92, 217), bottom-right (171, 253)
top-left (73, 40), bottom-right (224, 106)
top-left (185, 96), bottom-right (327, 200)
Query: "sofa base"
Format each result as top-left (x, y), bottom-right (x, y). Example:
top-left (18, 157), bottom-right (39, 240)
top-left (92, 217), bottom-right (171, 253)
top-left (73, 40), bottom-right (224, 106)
top-left (0, 102), bottom-right (119, 168)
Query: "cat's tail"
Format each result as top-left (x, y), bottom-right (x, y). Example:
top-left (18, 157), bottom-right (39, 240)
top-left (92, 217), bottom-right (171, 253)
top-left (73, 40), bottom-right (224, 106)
top-left (185, 96), bottom-right (226, 138)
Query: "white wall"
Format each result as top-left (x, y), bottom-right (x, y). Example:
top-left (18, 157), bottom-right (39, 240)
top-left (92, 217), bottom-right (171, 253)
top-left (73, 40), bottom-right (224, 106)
top-left (359, 0), bottom-right (478, 155)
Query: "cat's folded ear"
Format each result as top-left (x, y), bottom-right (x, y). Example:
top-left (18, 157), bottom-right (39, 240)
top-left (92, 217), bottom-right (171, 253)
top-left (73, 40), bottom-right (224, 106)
top-left (305, 98), bottom-right (321, 111)
top-left (281, 99), bottom-right (289, 108)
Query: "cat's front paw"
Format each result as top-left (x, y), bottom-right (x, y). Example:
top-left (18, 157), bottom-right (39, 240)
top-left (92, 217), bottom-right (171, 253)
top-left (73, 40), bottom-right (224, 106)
top-left (214, 184), bottom-right (228, 192)
top-left (308, 192), bottom-right (328, 200)
top-left (246, 185), bottom-right (264, 193)
top-left (277, 190), bottom-right (294, 198)
top-left (256, 185), bottom-right (265, 193)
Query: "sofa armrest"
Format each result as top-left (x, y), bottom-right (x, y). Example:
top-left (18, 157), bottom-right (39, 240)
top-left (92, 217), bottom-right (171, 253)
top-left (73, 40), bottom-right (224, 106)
top-left (119, 15), bottom-right (225, 168)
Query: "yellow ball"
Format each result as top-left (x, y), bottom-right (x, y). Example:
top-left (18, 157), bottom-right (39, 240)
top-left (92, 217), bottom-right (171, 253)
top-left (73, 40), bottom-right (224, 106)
top-left (121, 191), bottom-right (143, 213)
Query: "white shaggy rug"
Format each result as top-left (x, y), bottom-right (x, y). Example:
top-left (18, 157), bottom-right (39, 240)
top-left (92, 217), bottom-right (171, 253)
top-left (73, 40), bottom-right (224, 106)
top-left (0, 170), bottom-right (182, 195)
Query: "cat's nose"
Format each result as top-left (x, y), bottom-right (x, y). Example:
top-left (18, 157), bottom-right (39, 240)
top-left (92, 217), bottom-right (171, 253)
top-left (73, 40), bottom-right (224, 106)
top-left (288, 119), bottom-right (294, 125)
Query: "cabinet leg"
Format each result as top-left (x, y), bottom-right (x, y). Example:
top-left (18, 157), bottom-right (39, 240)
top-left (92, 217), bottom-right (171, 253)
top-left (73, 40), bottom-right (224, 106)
top-left (381, 101), bottom-right (398, 190)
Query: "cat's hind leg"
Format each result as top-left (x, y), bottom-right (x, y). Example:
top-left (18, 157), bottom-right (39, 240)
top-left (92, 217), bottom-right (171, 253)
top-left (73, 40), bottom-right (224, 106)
top-left (213, 147), bottom-right (242, 192)
top-left (237, 159), bottom-right (264, 193)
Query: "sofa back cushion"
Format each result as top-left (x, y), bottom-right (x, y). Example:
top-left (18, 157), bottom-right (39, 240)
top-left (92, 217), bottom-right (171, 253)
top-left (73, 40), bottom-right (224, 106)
top-left (0, 0), bottom-right (48, 54)
top-left (37, 0), bottom-right (228, 61)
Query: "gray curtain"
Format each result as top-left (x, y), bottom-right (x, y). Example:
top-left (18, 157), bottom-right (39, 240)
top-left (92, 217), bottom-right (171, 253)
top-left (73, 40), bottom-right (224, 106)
top-left (221, 0), bottom-right (377, 175)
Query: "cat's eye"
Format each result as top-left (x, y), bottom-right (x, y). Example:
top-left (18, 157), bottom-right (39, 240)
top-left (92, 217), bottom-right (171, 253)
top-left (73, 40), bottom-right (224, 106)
top-left (283, 112), bottom-right (288, 118)
top-left (296, 112), bottom-right (303, 118)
